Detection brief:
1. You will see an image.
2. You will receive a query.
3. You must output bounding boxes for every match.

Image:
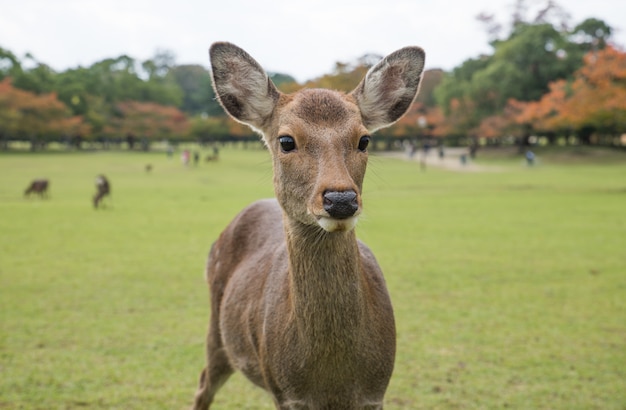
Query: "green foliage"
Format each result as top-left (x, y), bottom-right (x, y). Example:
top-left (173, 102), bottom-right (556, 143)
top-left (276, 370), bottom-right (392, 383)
top-left (0, 46), bottom-right (22, 80)
top-left (435, 8), bottom-right (617, 139)
top-left (494, 23), bottom-right (582, 100)
top-left (85, 54), bottom-right (183, 107)
top-left (436, 22), bottom-right (585, 119)
top-left (434, 56), bottom-right (491, 116)
top-left (268, 72), bottom-right (298, 88)
top-left (571, 18), bottom-right (613, 51)
top-left (169, 65), bottom-right (222, 116)
top-left (188, 115), bottom-right (228, 141)
top-left (10, 63), bottom-right (57, 95)
top-left (1, 148), bottom-right (625, 409)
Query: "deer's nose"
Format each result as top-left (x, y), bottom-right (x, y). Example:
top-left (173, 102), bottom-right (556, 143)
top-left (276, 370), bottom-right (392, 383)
top-left (323, 190), bottom-right (358, 219)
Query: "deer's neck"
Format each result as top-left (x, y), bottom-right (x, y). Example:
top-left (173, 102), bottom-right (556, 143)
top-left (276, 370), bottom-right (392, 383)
top-left (284, 219), bottom-right (365, 342)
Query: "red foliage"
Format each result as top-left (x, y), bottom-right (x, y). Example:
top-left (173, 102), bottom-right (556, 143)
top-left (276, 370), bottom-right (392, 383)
top-left (0, 78), bottom-right (89, 138)
top-left (108, 101), bottom-right (189, 139)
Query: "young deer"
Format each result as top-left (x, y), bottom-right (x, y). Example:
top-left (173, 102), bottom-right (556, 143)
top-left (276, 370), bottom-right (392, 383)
top-left (192, 42), bottom-right (425, 409)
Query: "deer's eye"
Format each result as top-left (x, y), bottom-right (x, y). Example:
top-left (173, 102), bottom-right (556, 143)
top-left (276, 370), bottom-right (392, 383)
top-left (358, 135), bottom-right (370, 152)
top-left (279, 135), bottom-right (296, 152)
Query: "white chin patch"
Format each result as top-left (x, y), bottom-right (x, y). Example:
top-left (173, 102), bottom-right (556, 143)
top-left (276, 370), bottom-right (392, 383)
top-left (318, 216), bottom-right (358, 232)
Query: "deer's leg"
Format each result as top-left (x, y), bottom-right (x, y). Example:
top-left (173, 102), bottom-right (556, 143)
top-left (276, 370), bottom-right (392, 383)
top-left (192, 321), bottom-right (233, 410)
top-left (93, 192), bottom-right (103, 208)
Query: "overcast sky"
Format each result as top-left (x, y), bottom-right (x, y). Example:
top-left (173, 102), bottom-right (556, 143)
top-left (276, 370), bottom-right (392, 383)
top-left (1, 0), bottom-right (625, 83)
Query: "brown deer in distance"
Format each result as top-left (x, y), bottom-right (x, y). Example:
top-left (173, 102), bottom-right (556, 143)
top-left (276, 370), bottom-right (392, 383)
top-left (93, 175), bottom-right (110, 208)
top-left (24, 179), bottom-right (49, 198)
top-left (192, 42), bottom-right (425, 410)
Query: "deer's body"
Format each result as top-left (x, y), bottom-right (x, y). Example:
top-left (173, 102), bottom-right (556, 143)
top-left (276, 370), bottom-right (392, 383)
top-left (93, 175), bottom-right (110, 208)
top-left (205, 198), bottom-right (394, 408)
top-left (24, 179), bottom-right (49, 198)
top-left (193, 42), bottom-right (425, 410)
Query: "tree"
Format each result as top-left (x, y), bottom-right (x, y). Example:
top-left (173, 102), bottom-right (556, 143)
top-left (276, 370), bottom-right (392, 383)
top-left (434, 55), bottom-right (491, 131)
top-left (555, 46), bottom-right (626, 143)
top-left (107, 101), bottom-right (189, 149)
top-left (11, 62), bottom-right (57, 95)
top-left (509, 45), bottom-right (626, 144)
top-left (0, 47), bottom-right (22, 81)
top-left (436, 1), bottom-right (615, 141)
top-left (416, 69), bottom-right (444, 108)
top-left (169, 64), bottom-right (221, 115)
top-left (0, 78), bottom-right (88, 149)
top-left (303, 54), bottom-right (376, 92)
top-left (188, 115), bottom-right (229, 142)
top-left (437, 22), bottom-right (582, 117)
top-left (141, 49), bottom-right (176, 80)
top-left (269, 72), bottom-right (298, 91)
top-left (571, 18), bottom-right (612, 52)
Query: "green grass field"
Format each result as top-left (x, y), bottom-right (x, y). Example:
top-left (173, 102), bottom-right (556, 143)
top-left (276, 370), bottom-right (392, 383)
top-left (1, 146), bottom-right (625, 409)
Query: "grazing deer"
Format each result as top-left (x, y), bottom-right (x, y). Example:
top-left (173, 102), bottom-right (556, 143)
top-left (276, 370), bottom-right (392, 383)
top-left (205, 145), bottom-right (219, 162)
top-left (24, 179), bottom-right (49, 198)
top-left (192, 42), bottom-right (425, 410)
top-left (93, 175), bottom-right (110, 208)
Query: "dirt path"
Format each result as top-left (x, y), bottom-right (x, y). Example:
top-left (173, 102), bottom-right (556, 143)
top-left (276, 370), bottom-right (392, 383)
top-left (378, 147), bottom-right (498, 172)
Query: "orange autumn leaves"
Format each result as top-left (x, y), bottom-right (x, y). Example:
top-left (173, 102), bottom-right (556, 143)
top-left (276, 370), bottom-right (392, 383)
top-left (0, 77), bottom-right (193, 141)
top-left (0, 77), bottom-right (264, 142)
top-left (0, 78), bottom-right (88, 138)
top-left (483, 46), bottom-right (626, 138)
top-left (107, 101), bottom-right (188, 140)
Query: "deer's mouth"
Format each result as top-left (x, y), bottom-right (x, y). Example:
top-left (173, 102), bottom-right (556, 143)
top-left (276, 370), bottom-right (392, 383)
top-left (316, 215), bottom-right (358, 232)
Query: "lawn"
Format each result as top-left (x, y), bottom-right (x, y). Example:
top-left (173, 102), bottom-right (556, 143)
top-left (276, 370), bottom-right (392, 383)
top-left (1, 146), bottom-right (625, 409)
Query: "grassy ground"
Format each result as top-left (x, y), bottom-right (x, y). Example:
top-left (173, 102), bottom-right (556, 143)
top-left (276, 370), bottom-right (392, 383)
top-left (1, 146), bottom-right (625, 409)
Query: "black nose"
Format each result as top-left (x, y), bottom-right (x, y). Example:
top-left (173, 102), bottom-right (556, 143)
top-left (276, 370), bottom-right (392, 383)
top-left (323, 190), bottom-right (358, 219)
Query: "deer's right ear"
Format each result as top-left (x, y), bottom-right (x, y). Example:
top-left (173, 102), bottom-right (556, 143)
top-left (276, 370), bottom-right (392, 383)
top-left (209, 42), bottom-right (280, 132)
top-left (350, 46), bottom-right (425, 133)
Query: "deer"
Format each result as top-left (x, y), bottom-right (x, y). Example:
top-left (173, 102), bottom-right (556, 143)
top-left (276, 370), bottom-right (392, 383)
top-left (192, 42), bottom-right (425, 410)
top-left (24, 179), bottom-right (49, 198)
top-left (93, 174), bottom-right (110, 208)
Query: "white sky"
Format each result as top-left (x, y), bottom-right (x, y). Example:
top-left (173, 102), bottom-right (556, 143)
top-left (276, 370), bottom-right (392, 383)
top-left (1, 0), bottom-right (625, 83)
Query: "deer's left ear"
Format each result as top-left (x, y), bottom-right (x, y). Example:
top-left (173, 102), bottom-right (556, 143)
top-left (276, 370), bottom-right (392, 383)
top-left (350, 46), bottom-right (425, 133)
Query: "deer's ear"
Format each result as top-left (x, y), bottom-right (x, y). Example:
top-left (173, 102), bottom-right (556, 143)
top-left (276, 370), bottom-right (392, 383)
top-left (350, 46), bottom-right (425, 133)
top-left (209, 42), bottom-right (280, 132)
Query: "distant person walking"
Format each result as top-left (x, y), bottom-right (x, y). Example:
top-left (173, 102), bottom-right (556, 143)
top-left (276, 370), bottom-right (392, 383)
top-left (182, 149), bottom-right (190, 166)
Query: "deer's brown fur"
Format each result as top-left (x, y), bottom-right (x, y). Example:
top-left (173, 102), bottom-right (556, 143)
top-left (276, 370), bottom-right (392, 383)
top-left (24, 179), bottom-right (49, 198)
top-left (93, 175), bottom-right (110, 209)
top-left (192, 42), bottom-right (425, 410)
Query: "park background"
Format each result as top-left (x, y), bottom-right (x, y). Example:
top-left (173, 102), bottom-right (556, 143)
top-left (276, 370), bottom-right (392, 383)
top-left (1, 1), bottom-right (625, 151)
top-left (1, 0), bottom-right (625, 408)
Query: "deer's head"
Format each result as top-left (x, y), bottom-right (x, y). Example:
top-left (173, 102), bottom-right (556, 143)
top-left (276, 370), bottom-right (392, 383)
top-left (210, 42), bottom-right (425, 232)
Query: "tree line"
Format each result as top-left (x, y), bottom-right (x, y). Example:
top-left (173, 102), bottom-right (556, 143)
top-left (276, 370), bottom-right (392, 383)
top-left (0, 0), bottom-right (624, 150)
top-left (432, 1), bottom-right (624, 148)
